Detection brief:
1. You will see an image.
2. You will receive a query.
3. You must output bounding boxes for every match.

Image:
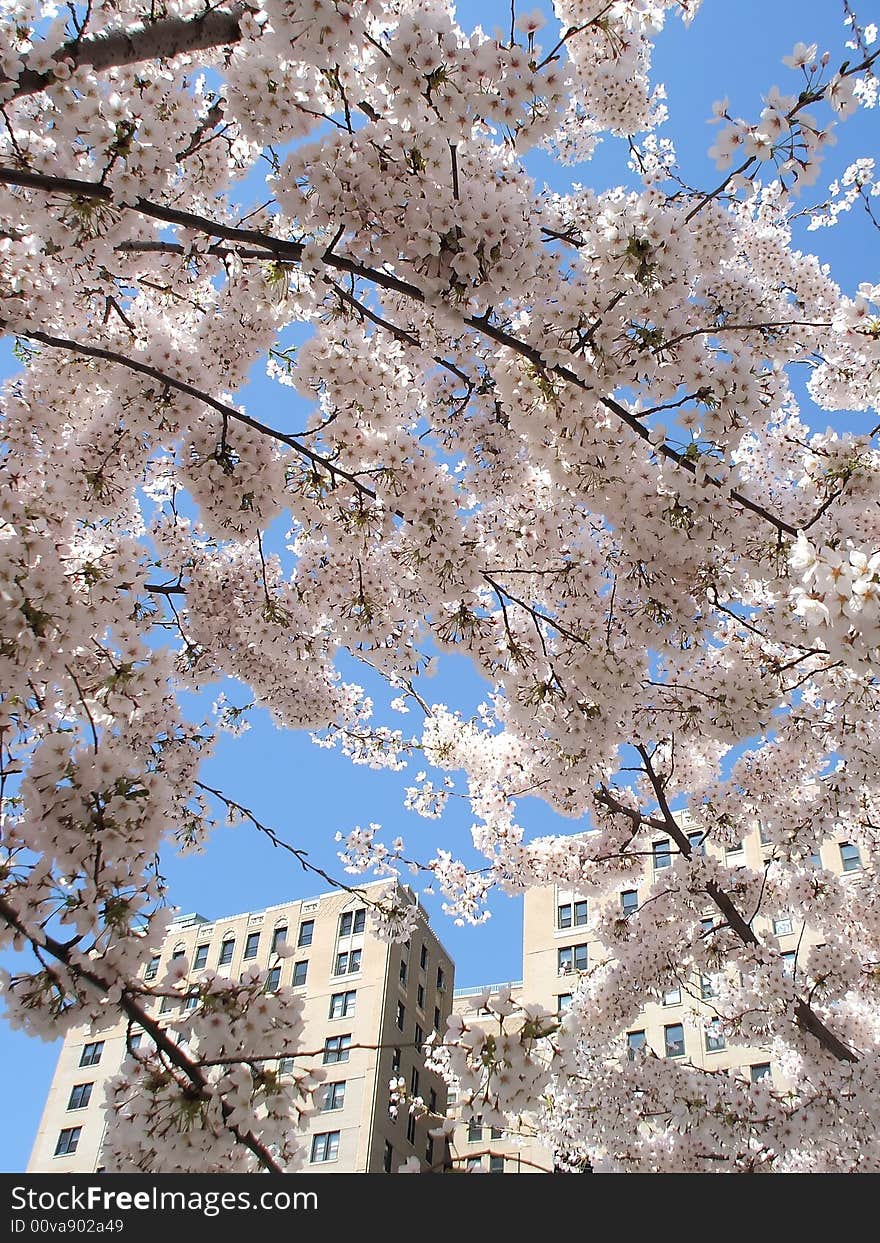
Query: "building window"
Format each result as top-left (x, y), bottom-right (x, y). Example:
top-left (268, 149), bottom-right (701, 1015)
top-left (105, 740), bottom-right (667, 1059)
top-left (726, 841), bottom-right (744, 861)
top-left (414, 1024), bottom-right (424, 1053)
top-left (664, 1023), bottom-right (685, 1058)
top-left (436, 966), bottom-right (446, 991)
top-left (490, 1126), bottom-right (504, 1139)
top-left (653, 840), bottom-right (672, 870)
top-left (420, 943), bottom-right (428, 970)
top-left (193, 944), bottom-right (209, 970)
top-left (310, 1131), bottom-right (340, 1164)
top-left (391, 1048), bottom-right (401, 1073)
top-left (329, 990), bottom-right (356, 1019)
top-left (406, 1114), bottom-right (417, 1145)
top-left (129, 1034), bottom-right (142, 1051)
top-left (705, 1020), bottom-right (726, 1052)
top-left (278, 1057), bottom-right (294, 1076)
top-left (396, 1002), bottom-right (405, 1031)
top-left (320, 1081), bottom-right (346, 1112)
top-left (808, 849), bottom-right (822, 868)
top-left (750, 1063), bottom-right (772, 1083)
top-left (557, 899), bottom-right (588, 929)
top-left (434, 1006), bottom-right (441, 1032)
top-left (218, 938), bottom-right (235, 966)
top-left (759, 824), bottom-right (773, 846)
top-left (244, 932), bottom-right (260, 959)
top-left (620, 890), bottom-right (638, 917)
top-left (558, 944), bottom-right (588, 974)
top-left (426, 1136), bottom-right (434, 1166)
top-left (335, 948), bottom-right (361, 976)
top-left (183, 993), bottom-right (198, 1011)
top-left (145, 955), bottom-right (160, 981)
top-left (269, 926), bottom-right (286, 955)
top-left (80, 1042), bottom-right (104, 1068)
top-left (67, 1083), bottom-right (92, 1110)
top-left (323, 1035), bottom-right (351, 1064)
top-left (54, 1128), bottom-right (82, 1157)
top-left (782, 951), bottom-right (797, 979)
top-left (840, 842), bottom-right (862, 873)
top-left (292, 960), bottom-right (308, 987)
top-left (700, 974), bottom-right (717, 1000)
top-left (490, 1156), bottom-right (505, 1173)
top-left (297, 921), bottom-right (313, 947)
top-left (384, 1142), bottom-right (394, 1173)
top-left (688, 830), bottom-right (706, 855)
top-left (265, 966), bottom-right (281, 993)
top-left (428, 1088), bottom-right (437, 1113)
top-left (557, 993), bottom-right (573, 1015)
top-left (159, 996), bottom-right (175, 1014)
top-left (627, 1030), bottom-right (646, 1060)
top-left (700, 917), bottom-right (715, 936)
top-left (339, 909), bottom-right (366, 937)
top-left (171, 947), bottom-right (185, 961)
top-left (662, 986), bottom-right (681, 1006)
top-left (468, 1117), bottom-right (482, 1143)
top-left (417, 983), bottom-right (425, 1009)
top-left (399, 958), bottom-right (408, 986)
top-left (410, 1067), bottom-right (420, 1097)
top-left (466, 1157), bottom-right (483, 1172)
top-left (773, 917), bottom-right (794, 937)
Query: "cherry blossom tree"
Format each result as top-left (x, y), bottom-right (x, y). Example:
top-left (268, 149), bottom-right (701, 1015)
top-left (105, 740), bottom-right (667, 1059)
top-left (1, 0), bottom-right (878, 1173)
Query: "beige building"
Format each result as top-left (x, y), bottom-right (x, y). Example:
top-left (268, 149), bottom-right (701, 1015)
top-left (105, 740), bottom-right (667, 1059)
top-left (28, 879), bottom-right (454, 1174)
top-left (449, 823), bottom-right (868, 1171)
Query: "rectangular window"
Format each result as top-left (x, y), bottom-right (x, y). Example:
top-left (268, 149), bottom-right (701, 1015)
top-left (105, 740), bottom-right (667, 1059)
top-left (436, 966), bottom-right (446, 991)
top-left (271, 926), bottom-right (287, 954)
top-left (292, 960), bottom-right (308, 987)
top-left (808, 849), bottom-right (822, 868)
top-left (489, 1156), bottom-right (505, 1174)
top-left (80, 1042), bottom-right (104, 1068)
top-left (688, 830), bottom-right (706, 855)
top-left (399, 959), bottom-right (408, 986)
top-left (54, 1128), bottom-right (82, 1157)
top-left (329, 990), bottom-right (356, 1019)
top-left (468, 1118), bottom-right (482, 1143)
top-left (410, 1067), bottom-right (420, 1097)
top-left (750, 1063), bottom-right (772, 1083)
top-left (384, 1142), bottom-right (394, 1174)
top-left (320, 1081), bottom-right (346, 1112)
top-left (171, 949), bottom-right (185, 961)
top-left (840, 842), bottom-right (862, 873)
top-left (420, 943), bottom-right (428, 970)
top-left (428, 1088), bottom-right (437, 1113)
top-left (265, 966), bottom-right (281, 993)
top-left (339, 909), bottom-right (366, 937)
top-left (406, 1114), bottom-right (417, 1145)
top-left (417, 984), bottom-right (425, 1009)
top-left (129, 1034), bottom-right (142, 1051)
top-left (434, 1006), bottom-right (441, 1032)
top-left (67, 1083), bottom-right (92, 1110)
top-left (338, 949), bottom-right (362, 979)
top-left (414, 1024), bottom-right (424, 1053)
top-left (782, 951), bottom-right (797, 978)
top-left (620, 890), bottom-right (638, 917)
top-left (573, 900), bottom-right (588, 926)
top-left (159, 996), bottom-right (175, 1014)
top-left (726, 841), bottom-right (744, 861)
top-left (466, 1157), bottom-right (482, 1172)
top-left (700, 974), bottom-right (717, 1000)
top-left (183, 993), bottom-right (198, 1011)
top-left (664, 1023), bottom-right (685, 1058)
top-left (759, 824), bottom-right (772, 846)
top-left (145, 956), bottom-right (160, 981)
top-left (193, 945), bottom-right (209, 970)
top-left (627, 1030), bottom-right (646, 1061)
top-left (310, 1131), bottom-right (340, 1163)
top-left (705, 1020), bottom-right (726, 1052)
top-left (557, 944), bottom-right (588, 974)
top-left (490, 1126), bottom-right (504, 1140)
top-left (773, 917), bottom-right (794, 937)
top-left (391, 1048), bottom-right (401, 1073)
top-left (278, 1058), bottom-right (294, 1076)
top-left (557, 902), bottom-right (572, 929)
top-left (244, 932), bottom-right (260, 959)
top-left (396, 1002), bottom-right (405, 1031)
top-left (653, 840), bottom-right (672, 870)
top-left (557, 993), bottom-right (572, 1015)
top-left (297, 921), bottom-right (313, 947)
top-left (218, 938), bottom-right (235, 966)
top-left (426, 1136), bottom-right (434, 1166)
top-left (662, 986), bottom-right (681, 1006)
top-left (323, 1035), bottom-right (351, 1064)
top-left (700, 917), bottom-right (715, 935)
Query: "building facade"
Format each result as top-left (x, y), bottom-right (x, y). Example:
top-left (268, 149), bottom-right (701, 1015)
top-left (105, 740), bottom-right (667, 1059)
top-left (28, 880), bottom-right (454, 1174)
top-left (448, 823), bottom-right (867, 1171)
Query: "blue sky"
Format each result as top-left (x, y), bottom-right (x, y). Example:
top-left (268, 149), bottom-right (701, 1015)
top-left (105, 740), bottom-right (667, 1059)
top-left (2, 0), bottom-right (877, 1171)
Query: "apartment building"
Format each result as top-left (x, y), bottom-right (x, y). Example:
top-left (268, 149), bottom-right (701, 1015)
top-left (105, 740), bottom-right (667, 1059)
top-left (449, 823), bottom-right (868, 1172)
top-left (27, 879), bottom-right (454, 1174)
